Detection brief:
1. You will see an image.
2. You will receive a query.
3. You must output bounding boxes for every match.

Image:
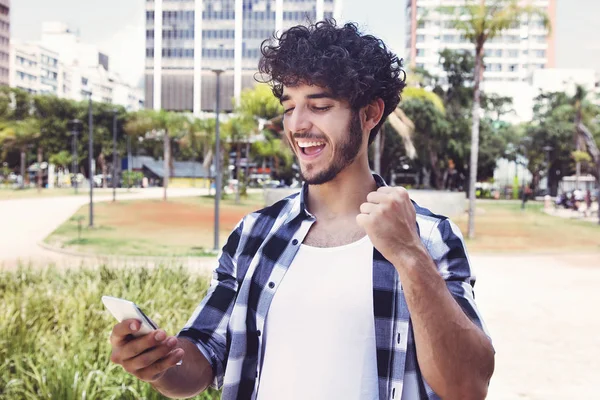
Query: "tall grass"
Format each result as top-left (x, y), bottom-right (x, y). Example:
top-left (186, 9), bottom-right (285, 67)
top-left (0, 264), bottom-right (220, 400)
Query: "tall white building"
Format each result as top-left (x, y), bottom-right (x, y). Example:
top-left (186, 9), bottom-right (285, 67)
top-left (405, 0), bottom-right (556, 83)
top-left (9, 41), bottom-right (60, 95)
top-left (8, 22), bottom-right (144, 110)
top-left (145, 0), bottom-right (342, 113)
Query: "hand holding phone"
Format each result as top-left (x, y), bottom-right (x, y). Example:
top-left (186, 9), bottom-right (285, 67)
top-left (104, 296), bottom-right (184, 381)
top-left (102, 296), bottom-right (159, 337)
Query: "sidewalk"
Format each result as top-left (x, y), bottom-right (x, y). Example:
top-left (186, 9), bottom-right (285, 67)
top-left (543, 203), bottom-right (599, 224)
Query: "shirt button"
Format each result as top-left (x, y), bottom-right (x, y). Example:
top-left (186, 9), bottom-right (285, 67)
top-left (257, 330), bottom-right (261, 337)
top-left (268, 282), bottom-right (275, 289)
top-left (292, 239), bottom-right (298, 245)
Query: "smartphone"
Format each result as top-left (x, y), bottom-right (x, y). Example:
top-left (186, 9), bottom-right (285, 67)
top-left (102, 295), bottom-right (159, 337)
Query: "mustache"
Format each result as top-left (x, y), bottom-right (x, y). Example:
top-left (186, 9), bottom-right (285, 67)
top-left (291, 133), bottom-right (327, 140)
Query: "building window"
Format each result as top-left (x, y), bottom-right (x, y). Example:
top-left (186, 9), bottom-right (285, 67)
top-left (508, 64), bottom-right (518, 72)
top-left (508, 49), bottom-right (519, 58)
top-left (416, 35), bottom-right (425, 43)
top-left (534, 50), bottom-right (546, 58)
top-left (416, 49), bottom-right (426, 57)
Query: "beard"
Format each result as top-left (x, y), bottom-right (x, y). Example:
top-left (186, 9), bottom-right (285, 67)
top-left (299, 112), bottom-right (364, 185)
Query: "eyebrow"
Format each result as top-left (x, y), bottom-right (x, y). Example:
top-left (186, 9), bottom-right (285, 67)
top-left (280, 92), bottom-right (335, 103)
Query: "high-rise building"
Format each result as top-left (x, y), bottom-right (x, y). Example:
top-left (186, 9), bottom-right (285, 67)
top-left (0, 0), bottom-right (10, 86)
top-left (405, 0), bottom-right (556, 83)
top-left (145, 0), bottom-right (342, 113)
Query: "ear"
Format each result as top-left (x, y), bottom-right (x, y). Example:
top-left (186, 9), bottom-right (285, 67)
top-left (361, 98), bottom-right (385, 132)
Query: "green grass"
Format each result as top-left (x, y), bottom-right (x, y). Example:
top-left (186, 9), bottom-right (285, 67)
top-left (455, 200), bottom-right (600, 253)
top-left (44, 194), bottom-right (265, 258)
top-left (0, 263), bottom-right (220, 400)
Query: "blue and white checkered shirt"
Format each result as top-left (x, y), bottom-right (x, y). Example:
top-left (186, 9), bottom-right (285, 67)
top-left (179, 175), bottom-right (489, 400)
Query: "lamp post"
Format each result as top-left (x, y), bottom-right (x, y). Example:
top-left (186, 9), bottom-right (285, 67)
top-left (69, 119), bottom-right (81, 193)
top-left (112, 108), bottom-right (118, 202)
top-left (543, 145), bottom-right (553, 196)
top-left (213, 68), bottom-right (224, 251)
top-left (83, 90), bottom-right (94, 228)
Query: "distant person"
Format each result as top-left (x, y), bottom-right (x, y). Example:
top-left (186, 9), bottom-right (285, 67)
top-left (108, 21), bottom-right (494, 400)
top-left (585, 189), bottom-right (592, 216)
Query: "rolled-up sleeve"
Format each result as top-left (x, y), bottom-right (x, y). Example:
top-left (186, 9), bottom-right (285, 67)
top-left (427, 218), bottom-right (491, 339)
top-left (178, 220), bottom-right (243, 389)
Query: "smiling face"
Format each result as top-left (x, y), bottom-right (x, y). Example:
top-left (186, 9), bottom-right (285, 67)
top-left (281, 85), bottom-right (366, 185)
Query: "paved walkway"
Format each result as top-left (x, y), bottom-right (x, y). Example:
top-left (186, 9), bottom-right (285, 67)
top-left (0, 187), bottom-right (209, 269)
top-left (473, 252), bottom-right (599, 400)
top-left (544, 205), bottom-right (600, 224)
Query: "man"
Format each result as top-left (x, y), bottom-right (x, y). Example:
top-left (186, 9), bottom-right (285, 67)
top-left (109, 21), bottom-right (495, 400)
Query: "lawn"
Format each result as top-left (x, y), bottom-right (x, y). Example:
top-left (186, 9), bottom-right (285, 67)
top-left (0, 264), bottom-right (220, 400)
top-left (454, 201), bottom-right (600, 253)
top-left (45, 193), bottom-right (266, 257)
top-left (45, 196), bottom-right (600, 257)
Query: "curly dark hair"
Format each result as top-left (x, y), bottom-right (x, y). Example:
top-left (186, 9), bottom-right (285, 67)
top-left (258, 20), bottom-right (406, 144)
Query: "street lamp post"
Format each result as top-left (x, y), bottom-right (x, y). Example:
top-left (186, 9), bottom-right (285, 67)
top-left (83, 90), bottom-right (94, 228)
top-left (69, 119), bottom-right (81, 193)
top-left (213, 69), bottom-right (224, 251)
top-left (127, 135), bottom-right (132, 190)
top-left (543, 145), bottom-right (553, 196)
top-left (112, 108), bottom-right (118, 202)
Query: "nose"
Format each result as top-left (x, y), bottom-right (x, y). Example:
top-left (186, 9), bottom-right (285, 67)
top-left (284, 107), bottom-right (312, 135)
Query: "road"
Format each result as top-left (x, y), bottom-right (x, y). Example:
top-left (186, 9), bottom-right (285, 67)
top-left (0, 192), bottom-right (598, 398)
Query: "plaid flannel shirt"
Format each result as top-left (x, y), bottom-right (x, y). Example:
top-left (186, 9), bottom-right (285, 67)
top-left (178, 175), bottom-right (490, 400)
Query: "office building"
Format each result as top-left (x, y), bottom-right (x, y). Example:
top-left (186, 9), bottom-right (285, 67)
top-left (145, 0), bottom-right (342, 113)
top-left (0, 0), bottom-right (10, 85)
top-left (405, 0), bottom-right (556, 83)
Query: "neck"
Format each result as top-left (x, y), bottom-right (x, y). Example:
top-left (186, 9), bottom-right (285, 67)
top-left (305, 156), bottom-right (377, 220)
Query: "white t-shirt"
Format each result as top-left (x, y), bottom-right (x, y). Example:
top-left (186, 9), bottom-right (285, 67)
top-left (256, 235), bottom-right (379, 400)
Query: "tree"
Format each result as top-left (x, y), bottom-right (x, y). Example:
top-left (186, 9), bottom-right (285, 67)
top-left (0, 118), bottom-right (41, 189)
top-left (444, 0), bottom-right (551, 239)
top-left (400, 96), bottom-right (450, 189)
top-left (222, 115), bottom-right (255, 203)
top-left (520, 89), bottom-right (599, 196)
top-left (238, 84), bottom-right (291, 183)
top-left (124, 110), bottom-right (188, 200)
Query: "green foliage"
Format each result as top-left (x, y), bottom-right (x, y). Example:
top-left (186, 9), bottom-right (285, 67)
top-left (49, 150), bottom-right (72, 168)
top-left (0, 118), bottom-right (41, 153)
top-left (238, 83), bottom-right (283, 120)
top-left (0, 264), bottom-right (219, 400)
top-left (122, 171), bottom-right (144, 187)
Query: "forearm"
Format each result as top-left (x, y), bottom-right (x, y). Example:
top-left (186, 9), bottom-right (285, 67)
top-left (393, 247), bottom-right (494, 400)
top-left (152, 337), bottom-right (214, 398)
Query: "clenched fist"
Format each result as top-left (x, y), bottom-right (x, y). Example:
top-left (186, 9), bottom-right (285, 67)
top-left (356, 186), bottom-right (425, 266)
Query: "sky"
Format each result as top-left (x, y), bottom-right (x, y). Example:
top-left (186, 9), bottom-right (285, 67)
top-left (11, 0), bottom-right (600, 88)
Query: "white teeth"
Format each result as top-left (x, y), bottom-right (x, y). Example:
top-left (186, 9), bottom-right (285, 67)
top-left (297, 141), bottom-right (325, 148)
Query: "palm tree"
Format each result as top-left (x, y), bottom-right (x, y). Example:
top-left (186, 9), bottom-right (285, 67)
top-left (124, 110), bottom-right (188, 201)
top-left (387, 86), bottom-right (446, 165)
top-left (0, 118), bottom-right (41, 189)
top-left (443, 0), bottom-right (550, 238)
